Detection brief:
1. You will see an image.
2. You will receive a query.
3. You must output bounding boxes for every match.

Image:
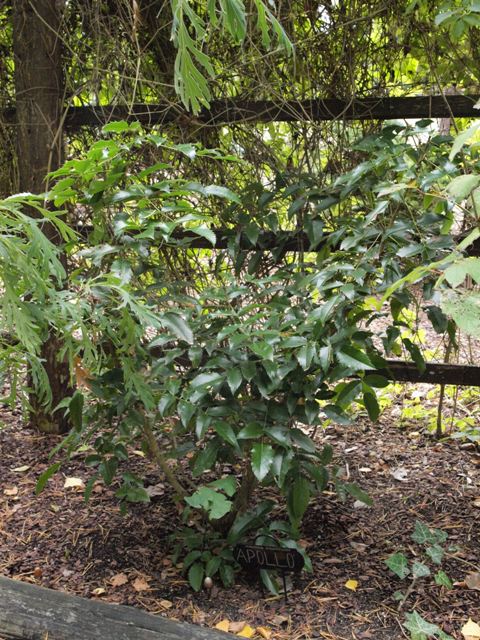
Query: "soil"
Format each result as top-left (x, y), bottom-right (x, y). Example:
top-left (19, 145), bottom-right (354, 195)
top-left (1, 393), bottom-right (479, 640)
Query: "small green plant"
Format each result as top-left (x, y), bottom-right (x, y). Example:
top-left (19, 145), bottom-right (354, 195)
top-left (385, 520), bottom-right (453, 640)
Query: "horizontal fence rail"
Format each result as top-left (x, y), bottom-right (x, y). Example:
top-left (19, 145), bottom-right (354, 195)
top-left (0, 576), bottom-right (232, 640)
top-left (2, 95), bottom-right (480, 128)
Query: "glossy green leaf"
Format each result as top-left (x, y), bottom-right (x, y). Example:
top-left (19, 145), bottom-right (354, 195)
top-left (251, 443), bottom-right (275, 481)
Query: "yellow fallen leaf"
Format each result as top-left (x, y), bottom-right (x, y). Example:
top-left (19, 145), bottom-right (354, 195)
top-left (215, 620), bottom-right (230, 632)
top-left (257, 626), bottom-right (272, 639)
top-left (229, 622), bottom-right (247, 633)
top-left (465, 573), bottom-right (480, 591)
top-left (462, 619), bottom-right (480, 639)
top-left (237, 625), bottom-right (255, 638)
top-left (345, 579), bottom-right (358, 591)
top-left (132, 577), bottom-right (150, 592)
top-left (12, 465), bottom-right (30, 472)
top-left (110, 573), bottom-right (128, 587)
top-left (91, 587), bottom-right (106, 596)
top-left (63, 477), bottom-right (85, 490)
top-left (133, 450), bottom-right (146, 457)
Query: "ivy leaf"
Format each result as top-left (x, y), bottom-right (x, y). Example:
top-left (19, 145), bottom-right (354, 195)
top-left (425, 544), bottom-right (444, 565)
top-left (385, 552), bottom-right (410, 579)
top-left (412, 561), bottom-right (431, 578)
top-left (411, 520), bottom-right (436, 545)
top-left (251, 443), bottom-right (274, 481)
top-left (403, 611), bottom-right (452, 640)
top-left (434, 570), bottom-right (453, 589)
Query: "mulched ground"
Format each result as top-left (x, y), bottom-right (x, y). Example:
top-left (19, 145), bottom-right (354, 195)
top-left (1, 394), bottom-right (479, 640)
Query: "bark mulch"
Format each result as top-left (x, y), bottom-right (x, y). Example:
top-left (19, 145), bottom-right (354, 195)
top-left (0, 398), bottom-right (479, 640)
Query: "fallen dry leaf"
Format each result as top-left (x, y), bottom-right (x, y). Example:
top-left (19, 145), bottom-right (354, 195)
top-left (345, 579), bottom-right (359, 591)
top-left (473, 497), bottom-right (480, 508)
top-left (110, 573), bottom-right (129, 587)
top-left (132, 577), bottom-right (150, 592)
top-left (215, 620), bottom-right (230, 632)
top-left (237, 625), bottom-right (255, 638)
top-left (63, 477), bottom-right (85, 490)
top-left (4, 487), bottom-right (18, 496)
top-left (132, 450), bottom-right (145, 457)
top-left (12, 465), bottom-right (30, 472)
top-left (145, 483), bottom-right (165, 498)
top-left (465, 573), bottom-right (480, 591)
top-left (391, 466), bottom-right (408, 482)
top-left (350, 542), bottom-right (367, 553)
top-left (257, 627), bottom-right (272, 639)
top-left (159, 599), bottom-right (173, 609)
top-left (271, 615), bottom-right (289, 626)
top-left (91, 587), bottom-right (106, 596)
top-left (229, 621), bottom-right (247, 633)
top-left (462, 618), bottom-right (480, 639)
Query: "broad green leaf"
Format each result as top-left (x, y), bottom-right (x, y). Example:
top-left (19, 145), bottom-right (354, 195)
top-left (291, 428), bottom-right (317, 453)
top-left (192, 440), bottom-right (220, 476)
top-left (204, 184), bottom-right (241, 203)
top-left (214, 421), bottom-right (238, 447)
top-left (363, 392), bottom-right (380, 422)
top-left (344, 482), bottom-right (373, 506)
top-left (209, 476), bottom-right (236, 497)
top-left (385, 552), bottom-right (410, 579)
top-left (227, 368), bottom-right (242, 393)
top-left (337, 346), bottom-right (374, 371)
top-left (69, 392), bottom-right (84, 431)
top-left (161, 312), bottom-right (193, 344)
top-left (251, 443), bottom-right (274, 481)
top-left (190, 371), bottom-right (224, 389)
top-left (287, 475), bottom-right (311, 523)
top-left (447, 174), bottom-right (480, 201)
top-left (250, 341), bottom-right (274, 361)
top-left (188, 562), bottom-right (205, 592)
top-left (238, 422), bottom-right (264, 439)
top-left (227, 500), bottom-right (274, 544)
top-left (35, 462), bottom-right (61, 494)
top-left (190, 225), bottom-right (216, 246)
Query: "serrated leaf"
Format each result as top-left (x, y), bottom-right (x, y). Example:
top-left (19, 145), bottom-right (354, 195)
top-left (204, 184), bottom-right (241, 203)
top-left (250, 341), bottom-right (274, 361)
top-left (238, 422), bottom-right (264, 439)
top-left (161, 312), bottom-right (193, 344)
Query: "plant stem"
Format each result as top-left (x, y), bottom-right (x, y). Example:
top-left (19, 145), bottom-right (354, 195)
top-left (142, 416), bottom-right (187, 499)
top-left (398, 576), bottom-right (417, 613)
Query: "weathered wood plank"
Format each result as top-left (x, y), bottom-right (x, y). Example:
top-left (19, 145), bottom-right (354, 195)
top-left (2, 95), bottom-right (480, 128)
top-left (0, 576), bottom-right (231, 640)
top-left (370, 360), bottom-right (480, 387)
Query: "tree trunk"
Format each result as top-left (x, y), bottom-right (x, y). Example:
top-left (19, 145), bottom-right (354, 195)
top-left (13, 0), bottom-right (72, 434)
